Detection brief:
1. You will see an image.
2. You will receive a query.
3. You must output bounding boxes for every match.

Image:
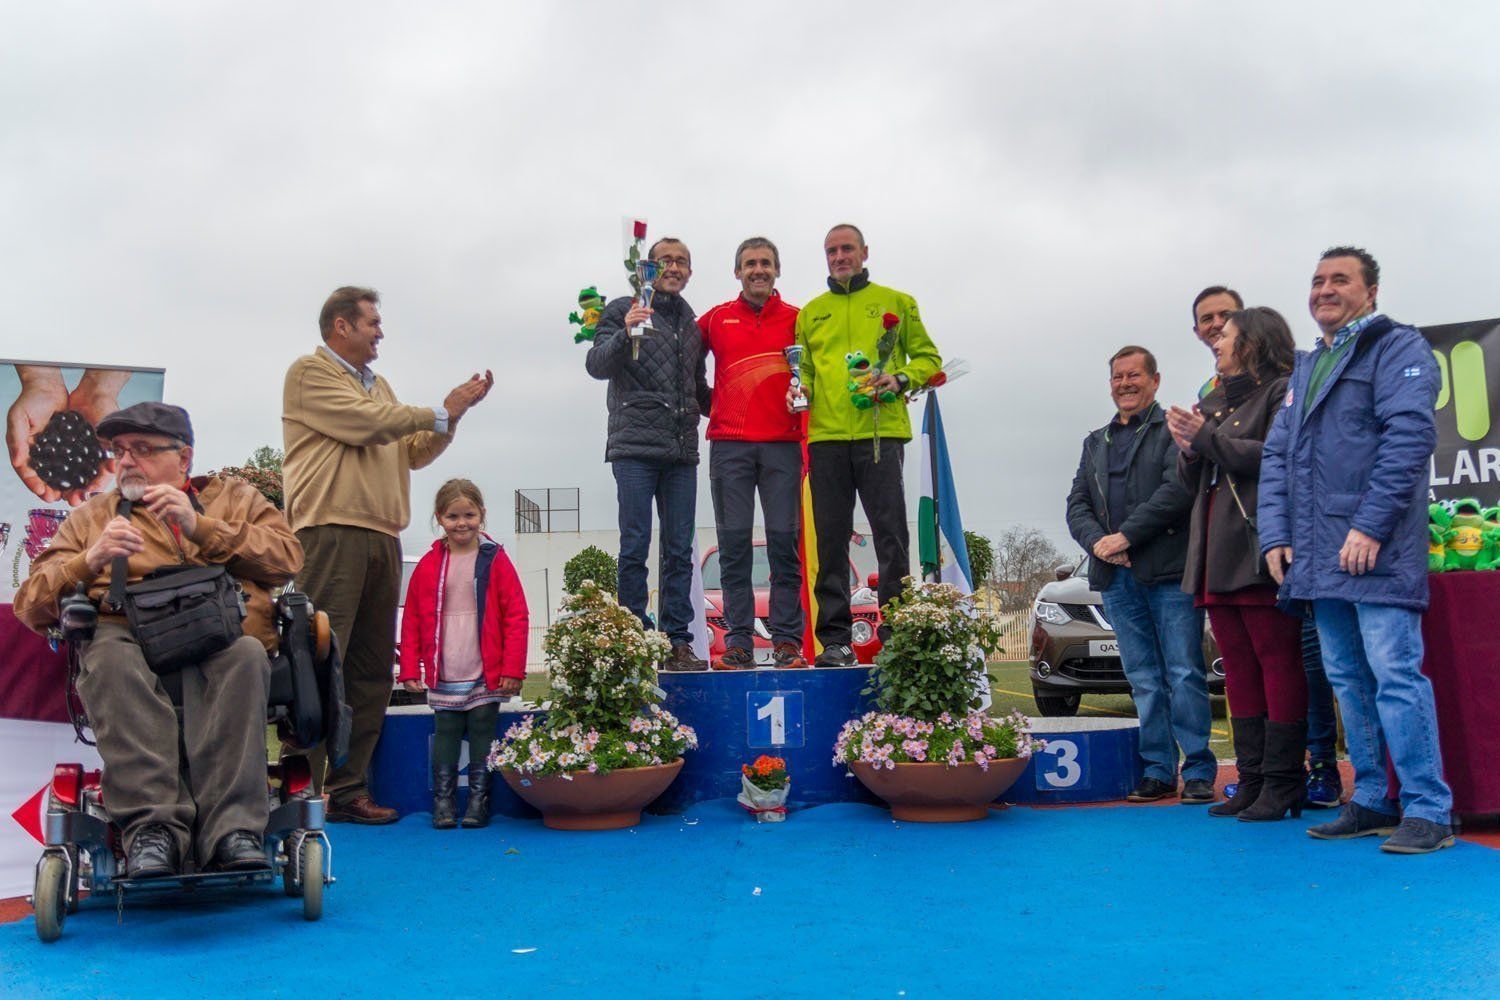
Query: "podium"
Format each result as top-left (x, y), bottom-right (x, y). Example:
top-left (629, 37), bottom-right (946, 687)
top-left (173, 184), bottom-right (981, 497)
top-left (368, 704), bottom-right (543, 820)
top-left (1004, 717), bottom-right (1144, 804)
top-left (654, 666), bottom-right (880, 811)
top-left (367, 678), bottom-right (1147, 818)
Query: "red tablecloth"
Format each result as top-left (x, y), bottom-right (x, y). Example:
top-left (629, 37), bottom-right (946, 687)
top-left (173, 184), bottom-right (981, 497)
top-left (0, 606), bottom-right (69, 724)
top-left (1421, 572), bottom-right (1500, 814)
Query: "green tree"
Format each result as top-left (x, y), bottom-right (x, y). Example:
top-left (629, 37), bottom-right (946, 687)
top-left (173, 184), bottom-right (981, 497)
top-left (963, 530), bottom-right (994, 585)
top-left (248, 445), bottom-right (283, 474)
top-left (209, 444), bottom-right (284, 509)
top-left (563, 545), bottom-right (618, 596)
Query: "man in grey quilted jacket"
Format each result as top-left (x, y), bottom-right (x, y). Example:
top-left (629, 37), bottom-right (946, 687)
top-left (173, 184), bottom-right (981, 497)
top-left (586, 237), bottom-right (712, 671)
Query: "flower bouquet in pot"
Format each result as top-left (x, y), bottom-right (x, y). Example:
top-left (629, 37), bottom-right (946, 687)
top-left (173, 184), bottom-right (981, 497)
top-left (833, 578), bottom-right (1043, 822)
top-left (737, 755), bottom-right (790, 823)
top-left (487, 580), bottom-right (697, 830)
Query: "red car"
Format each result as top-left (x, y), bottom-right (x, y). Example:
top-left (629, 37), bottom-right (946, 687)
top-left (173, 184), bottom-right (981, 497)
top-left (701, 541), bottom-right (884, 665)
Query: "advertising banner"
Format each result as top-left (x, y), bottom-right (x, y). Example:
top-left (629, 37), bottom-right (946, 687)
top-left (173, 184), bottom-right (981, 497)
top-left (1422, 319), bottom-right (1500, 504)
top-left (2, 359), bottom-right (165, 602)
top-left (1, 360), bottom-right (162, 898)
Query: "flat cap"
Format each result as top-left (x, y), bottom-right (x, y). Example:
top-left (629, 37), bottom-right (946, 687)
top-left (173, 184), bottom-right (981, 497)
top-left (95, 402), bottom-right (194, 447)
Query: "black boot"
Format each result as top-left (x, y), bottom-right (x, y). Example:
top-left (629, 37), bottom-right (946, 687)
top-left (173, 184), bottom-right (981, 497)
top-left (1239, 720), bottom-right (1306, 822)
top-left (461, 765), bottom-right (491, 828)
top-left (432, 764), bottom-right (459, 829)
top-left (1209, 717), bottom-right (1266, 818)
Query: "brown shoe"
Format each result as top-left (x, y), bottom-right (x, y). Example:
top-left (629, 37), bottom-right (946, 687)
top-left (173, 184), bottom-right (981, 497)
top-left (327, 794), bottom-right (399, 825)
top-left (661, 644), bottom-right (708, 672)
top-left (772, 641), bottom-right (809, 669)
top-left (713, 646), bottom-right (756, 671)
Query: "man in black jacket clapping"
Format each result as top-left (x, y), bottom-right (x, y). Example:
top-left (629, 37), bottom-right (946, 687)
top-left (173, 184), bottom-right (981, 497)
top-left (586, 237), bottom-right (712, 671)
top-left (1065, 346), bottom-right (1217, 803)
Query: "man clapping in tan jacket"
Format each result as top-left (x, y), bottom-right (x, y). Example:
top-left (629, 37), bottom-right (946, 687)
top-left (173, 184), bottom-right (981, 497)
top-left (282, 286), bottom-right (492, 824)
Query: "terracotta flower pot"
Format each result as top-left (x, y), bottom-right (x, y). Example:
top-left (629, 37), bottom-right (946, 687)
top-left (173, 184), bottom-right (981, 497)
top-left (851, 758), bottom-right (1030, 822)
top-left (499, 759), bottom-right (684, 830)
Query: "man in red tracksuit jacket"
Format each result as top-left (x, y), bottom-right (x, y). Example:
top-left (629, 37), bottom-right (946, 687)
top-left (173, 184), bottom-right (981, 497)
top-left (697, 237), bottom-right (806, 670)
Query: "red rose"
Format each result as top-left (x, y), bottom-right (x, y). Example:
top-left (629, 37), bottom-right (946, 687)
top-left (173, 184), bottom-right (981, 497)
top-left (881, 312), bottom-right (899, 330)
top-left (928, 372), bottom-right (948, 388)
top-left (633, 220), bottom-right (648, 239)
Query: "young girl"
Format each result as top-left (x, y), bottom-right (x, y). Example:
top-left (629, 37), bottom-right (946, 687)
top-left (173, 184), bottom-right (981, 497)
top-left (399, 479), bottom-right (529, 829)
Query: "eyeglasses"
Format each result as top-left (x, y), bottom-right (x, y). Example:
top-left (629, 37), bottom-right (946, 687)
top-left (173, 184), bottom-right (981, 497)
top-left (655, 255), bottom-right (690, 268)
top-left (107, 443), bottom-right (183, 460)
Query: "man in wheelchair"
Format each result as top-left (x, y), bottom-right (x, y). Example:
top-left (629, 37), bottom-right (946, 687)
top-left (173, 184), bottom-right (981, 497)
top-left (14, 402), bottom-right (305, 881)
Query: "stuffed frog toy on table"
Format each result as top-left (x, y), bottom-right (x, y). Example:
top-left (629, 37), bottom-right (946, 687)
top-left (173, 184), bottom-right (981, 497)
top-left (1429, 525), bottom-right (1446, 573)
top-left (1477, 526), bottom-right (1500, 571)
top-left (1442, 498), bottom-right (1487, 571)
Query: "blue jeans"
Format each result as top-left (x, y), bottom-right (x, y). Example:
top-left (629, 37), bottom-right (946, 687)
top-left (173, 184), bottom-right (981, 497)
top-left (1101, 572), bottom-right (1216, 783)
top-left (612, 459), bottom-right (697, 646)
top-left (1302, 618), bottom-right (1338, 764)
top-left (1312, 600), bottom-right (1452, 824)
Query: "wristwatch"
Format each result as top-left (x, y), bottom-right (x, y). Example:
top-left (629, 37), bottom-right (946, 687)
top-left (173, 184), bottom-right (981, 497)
top-left (894, 373), bottom-right (910, 391)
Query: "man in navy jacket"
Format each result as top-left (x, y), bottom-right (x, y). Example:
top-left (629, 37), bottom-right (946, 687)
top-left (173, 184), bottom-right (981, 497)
top-left (1259, 246), bottom-right (1453, 854)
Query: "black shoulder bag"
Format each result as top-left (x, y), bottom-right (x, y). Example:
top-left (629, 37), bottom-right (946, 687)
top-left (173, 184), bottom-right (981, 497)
top-left (103, 498), bottom-right (247, 676)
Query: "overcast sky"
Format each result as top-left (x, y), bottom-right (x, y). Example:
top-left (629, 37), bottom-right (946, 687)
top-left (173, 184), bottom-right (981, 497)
top-left (5, 2), bottom-right (1498, 557)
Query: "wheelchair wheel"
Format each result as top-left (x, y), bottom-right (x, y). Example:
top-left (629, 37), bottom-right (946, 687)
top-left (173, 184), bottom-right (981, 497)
top-left (280, 833), bottom-right (300, 897)
top-left (300, 837), bottom-right (324, 922)
top-left (33, 854), bottom-right (68, 943)
top-left (312, 611), bottom-right (331, 661)
top-left (64, 846), bottom-right (80, 914)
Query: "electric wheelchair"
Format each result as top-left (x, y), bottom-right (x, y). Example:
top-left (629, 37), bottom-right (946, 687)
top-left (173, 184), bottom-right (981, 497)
top-left (30, 588), bottom-right (350, 942)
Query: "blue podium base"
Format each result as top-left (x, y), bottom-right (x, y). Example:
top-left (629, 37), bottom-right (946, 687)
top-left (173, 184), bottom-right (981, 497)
top-left (655, 666), bottom-right (880, 812)
top-left (367, 689), bottom-right (1142, 817)
top-left (1003, 717), bottom-right (1144, 804)
top-left (368, 704), bottom-right (545, 820)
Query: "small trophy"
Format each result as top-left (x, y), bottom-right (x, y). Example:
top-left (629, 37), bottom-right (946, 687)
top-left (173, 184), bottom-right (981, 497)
top-left (784, 344), bottom-right (809, 413)
top-left (631, 258), bottom-right (661, 361)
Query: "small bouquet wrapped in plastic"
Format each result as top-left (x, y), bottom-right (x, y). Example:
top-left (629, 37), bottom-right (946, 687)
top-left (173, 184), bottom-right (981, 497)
top-left (737, 754), bottom-right (789, 823)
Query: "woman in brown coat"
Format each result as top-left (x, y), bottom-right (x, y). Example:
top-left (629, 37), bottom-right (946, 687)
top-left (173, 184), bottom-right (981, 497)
top-left (1167, 307), bottom-right (1304, 821)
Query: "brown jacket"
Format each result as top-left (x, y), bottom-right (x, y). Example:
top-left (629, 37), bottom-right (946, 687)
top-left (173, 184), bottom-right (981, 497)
top-left (13, 475), bottom-right (303, 650)
top-left (1179, 372), bottom-right (1290, 598)
top-left (282, 348), bottom-right (452, 537)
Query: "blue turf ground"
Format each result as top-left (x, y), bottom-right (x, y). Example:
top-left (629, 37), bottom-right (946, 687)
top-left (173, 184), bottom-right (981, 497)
top-left (3, 801), bottom-right (1498, 998)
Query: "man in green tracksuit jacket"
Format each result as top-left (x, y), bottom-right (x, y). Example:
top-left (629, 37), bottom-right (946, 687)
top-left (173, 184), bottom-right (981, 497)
top-left (791, 224), bottom-right (942, 666)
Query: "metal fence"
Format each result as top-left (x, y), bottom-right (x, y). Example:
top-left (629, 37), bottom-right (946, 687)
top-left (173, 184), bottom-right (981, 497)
top-left (514, 488), bottom-right (580, 534)
top-left (525, 625), bottom-right (547, 670)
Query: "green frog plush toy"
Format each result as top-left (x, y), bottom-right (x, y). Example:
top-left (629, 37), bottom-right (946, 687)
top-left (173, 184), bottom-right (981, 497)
top-left (1429, 525), bottom-right (1446, 573)
top-left (1478, 526), bottom-right (1500, 571)
top-left (1442, 498), bottom-right (1487, 571)
top-left (845, 350), bottom-right (898, 410)
top-left (568, 286), bottom-right (607, 343)
top-left (846, 351), bottom-right (875, 409)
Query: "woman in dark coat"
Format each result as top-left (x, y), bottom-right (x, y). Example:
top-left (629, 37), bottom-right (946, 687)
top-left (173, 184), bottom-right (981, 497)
top-left (1167, 307), bottom-right (1304, 821)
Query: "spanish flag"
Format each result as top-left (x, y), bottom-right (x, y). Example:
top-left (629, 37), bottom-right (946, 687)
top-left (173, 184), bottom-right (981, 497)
top-left (798, 419), bottom-right (820, 660)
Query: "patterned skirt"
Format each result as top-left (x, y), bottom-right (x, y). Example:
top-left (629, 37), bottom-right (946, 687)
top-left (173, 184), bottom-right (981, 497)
top-left (427, 678), bottom-right (508, 713)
